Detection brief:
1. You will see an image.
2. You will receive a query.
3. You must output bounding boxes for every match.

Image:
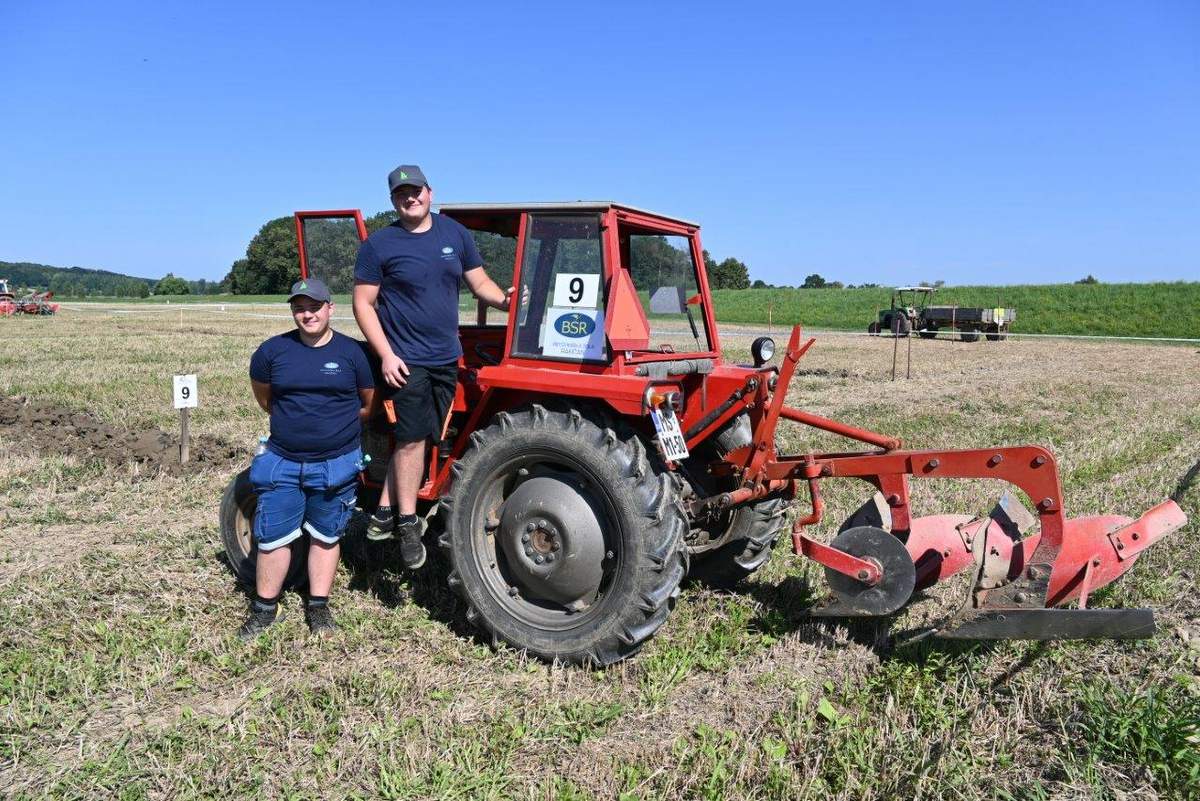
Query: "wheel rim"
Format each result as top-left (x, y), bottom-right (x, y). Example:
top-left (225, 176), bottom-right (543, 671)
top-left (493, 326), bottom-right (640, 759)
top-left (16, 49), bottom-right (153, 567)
top-left (235, 491), bottom-right (256, 557)
top-left (469, 450), bottom-right (619, 630)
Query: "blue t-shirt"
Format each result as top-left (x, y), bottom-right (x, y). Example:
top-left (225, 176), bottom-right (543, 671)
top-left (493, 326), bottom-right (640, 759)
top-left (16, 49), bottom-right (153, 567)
top-left (353, 213), bottom-right (483, 365)
top-left (249, 330), bottom-right (375, 461)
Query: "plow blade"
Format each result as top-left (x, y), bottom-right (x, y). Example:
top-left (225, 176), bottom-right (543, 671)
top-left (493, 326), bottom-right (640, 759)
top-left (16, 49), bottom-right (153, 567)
top-left (1041, 500), bottom-right (1186, 607)
top-left (938, 608), bottom-right (1155, 640)
top-left (905, 492), bottom-right (1037, 591)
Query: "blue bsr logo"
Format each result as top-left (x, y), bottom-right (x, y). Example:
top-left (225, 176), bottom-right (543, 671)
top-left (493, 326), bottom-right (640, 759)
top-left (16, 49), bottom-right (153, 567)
top-left (554, 313), bottom-right (595, 338)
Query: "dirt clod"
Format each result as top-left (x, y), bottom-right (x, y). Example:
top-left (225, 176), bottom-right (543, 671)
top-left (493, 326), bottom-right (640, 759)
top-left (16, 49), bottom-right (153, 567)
top-left (0, 393), bottom-right (239, 476)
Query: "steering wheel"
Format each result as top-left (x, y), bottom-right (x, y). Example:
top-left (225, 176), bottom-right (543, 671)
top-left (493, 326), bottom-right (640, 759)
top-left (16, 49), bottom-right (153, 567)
top-left (474, 342), bottom-right (502, 366)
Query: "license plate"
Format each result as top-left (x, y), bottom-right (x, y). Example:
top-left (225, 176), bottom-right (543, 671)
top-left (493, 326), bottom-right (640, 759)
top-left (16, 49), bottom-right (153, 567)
top-left (650, 406), bottom-right (690, 462)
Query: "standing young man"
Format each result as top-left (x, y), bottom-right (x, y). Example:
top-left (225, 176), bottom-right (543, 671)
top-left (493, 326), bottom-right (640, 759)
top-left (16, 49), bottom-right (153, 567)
top-left (241, 278), bottom-right (375, 639)
top-left (352, 164), bottom-right (513, 568)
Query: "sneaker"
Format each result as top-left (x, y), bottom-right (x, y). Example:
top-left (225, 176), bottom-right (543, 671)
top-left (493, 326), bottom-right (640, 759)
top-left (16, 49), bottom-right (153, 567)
top-left (398, 518), bottom-right (426, 569)
top-left (305, 604), bottom-right (338, 638)
top-left (366, 509), bottom-right (395, 541)
top-left (238, 605), bottom-right (278, 640)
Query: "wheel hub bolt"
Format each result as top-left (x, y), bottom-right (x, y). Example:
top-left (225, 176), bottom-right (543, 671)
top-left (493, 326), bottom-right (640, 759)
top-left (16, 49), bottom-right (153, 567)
top-left (508, 586), bottom-right (519, 597)
top-left (521, 533), bottom-right (530, 544)
top-left (525, 522), bottom-right (536, 533)
top-left (856, 569), bottom-right (869, 581)
top-left (534, 555), bottom-right (545, 565)
top-left (545, 553), bottom-right (556, 563)
top-left (551, 541), bottom-right (560, 552)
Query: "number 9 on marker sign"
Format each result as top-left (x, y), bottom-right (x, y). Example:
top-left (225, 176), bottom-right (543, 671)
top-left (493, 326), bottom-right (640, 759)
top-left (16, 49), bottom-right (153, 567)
top-left (173, 374), bottom-right (198, 409)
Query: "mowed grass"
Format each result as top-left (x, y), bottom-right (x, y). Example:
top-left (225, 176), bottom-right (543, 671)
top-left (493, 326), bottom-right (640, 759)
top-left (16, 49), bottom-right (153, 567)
top-left (0, 310), bottom-right (1198, 800)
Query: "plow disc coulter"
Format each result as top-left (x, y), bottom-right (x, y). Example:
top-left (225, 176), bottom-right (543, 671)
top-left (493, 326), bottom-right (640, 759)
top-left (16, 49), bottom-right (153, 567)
top-left (222, 202), bottom-right (1185, 666)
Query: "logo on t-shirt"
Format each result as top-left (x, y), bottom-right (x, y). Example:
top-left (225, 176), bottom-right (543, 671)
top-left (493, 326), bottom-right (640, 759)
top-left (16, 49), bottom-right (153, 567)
top-left (321, 361), bottom-right (341, 375)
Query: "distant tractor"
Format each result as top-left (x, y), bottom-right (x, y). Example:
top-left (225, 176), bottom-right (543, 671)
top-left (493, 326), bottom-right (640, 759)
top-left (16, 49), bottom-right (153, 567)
top-left (869, 286), bottom-right (1015, 342)
top-left (0, 279), bottom-right (15, 316)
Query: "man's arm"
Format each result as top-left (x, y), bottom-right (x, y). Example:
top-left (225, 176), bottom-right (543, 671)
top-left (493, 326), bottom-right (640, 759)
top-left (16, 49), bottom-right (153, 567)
top-left (463, 267), bottom-right (514, 311)
top-left (352, 281), bottom-right (409, 388)
top-left (358, 387), bottom-right (375, 423)
top-left (251, 380), bottom-right (271, 413)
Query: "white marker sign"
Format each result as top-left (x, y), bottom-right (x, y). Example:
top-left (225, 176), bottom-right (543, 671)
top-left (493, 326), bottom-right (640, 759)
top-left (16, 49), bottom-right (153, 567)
top-left (543, 307), bottom-right (606, 361)
top-left (173, 374), bottom-right (198, 409)
top-left (552, 273), bottom-right (600, 309)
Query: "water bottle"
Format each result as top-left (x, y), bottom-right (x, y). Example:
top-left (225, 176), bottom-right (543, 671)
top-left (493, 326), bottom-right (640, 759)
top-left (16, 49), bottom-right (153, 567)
top-left (254, 436), bottom-right (269, 457)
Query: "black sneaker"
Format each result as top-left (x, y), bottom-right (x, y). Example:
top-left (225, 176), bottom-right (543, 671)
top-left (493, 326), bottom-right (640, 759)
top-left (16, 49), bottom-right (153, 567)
top-left (305, 604), bottom-right (338, 638)
top-left (398, 519), bottom-right (426, 569)
top-left (366, 510), bottom-right (395, 541)
top-left (238, 605), bottom-right (278, 640)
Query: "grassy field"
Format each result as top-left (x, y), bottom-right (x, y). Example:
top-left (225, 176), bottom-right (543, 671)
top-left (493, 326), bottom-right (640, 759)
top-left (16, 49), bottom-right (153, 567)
top-left (712, 282), bottom-right (1200, 339)
top-left (1, 310), bottom-right (1198, 799)
top-left (65, 280), bottom-right (1200, 339)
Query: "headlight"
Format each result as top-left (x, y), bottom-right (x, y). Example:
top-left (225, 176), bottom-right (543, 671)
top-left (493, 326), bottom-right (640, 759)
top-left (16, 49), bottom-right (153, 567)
top-left (751, 336), bottom-right (776, 367)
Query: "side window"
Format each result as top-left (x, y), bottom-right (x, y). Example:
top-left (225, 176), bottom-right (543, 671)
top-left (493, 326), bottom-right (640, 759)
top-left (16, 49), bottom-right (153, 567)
top-left (627, 232), bottom-right (711, 353)
top-left (461, 228), bottom-right (517, 326)
top-left (299, 216), bottom-right (364, 293)
top-left (512, 215), bottom-right (607, 361)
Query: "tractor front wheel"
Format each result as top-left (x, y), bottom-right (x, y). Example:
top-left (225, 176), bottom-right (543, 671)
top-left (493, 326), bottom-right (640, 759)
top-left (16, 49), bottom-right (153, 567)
top-left (439, 405), bottom-right (688, 666)
top-left (219, 468), bottom-right (308, 590)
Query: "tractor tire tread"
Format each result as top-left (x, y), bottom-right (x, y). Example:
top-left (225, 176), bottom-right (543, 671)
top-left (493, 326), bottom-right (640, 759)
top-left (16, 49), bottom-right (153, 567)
top-left (439, 403), bottom-right (688, 666)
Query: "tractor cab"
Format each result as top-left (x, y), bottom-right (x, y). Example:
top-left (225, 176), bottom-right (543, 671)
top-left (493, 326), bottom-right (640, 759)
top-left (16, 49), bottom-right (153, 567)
top-left (294, 203), bottom-right (721, 371)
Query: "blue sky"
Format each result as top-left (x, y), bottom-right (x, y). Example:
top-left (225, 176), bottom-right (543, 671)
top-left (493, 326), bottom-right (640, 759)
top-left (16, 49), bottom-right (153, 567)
top-left (1, 1), bottom-right (1197, 286)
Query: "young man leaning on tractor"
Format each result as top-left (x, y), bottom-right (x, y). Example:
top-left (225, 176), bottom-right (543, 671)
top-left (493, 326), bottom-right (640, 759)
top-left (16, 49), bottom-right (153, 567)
top-left (352, 164), bottom-right (514, 568)
top-left (240, 278), bottom-right (375, 639)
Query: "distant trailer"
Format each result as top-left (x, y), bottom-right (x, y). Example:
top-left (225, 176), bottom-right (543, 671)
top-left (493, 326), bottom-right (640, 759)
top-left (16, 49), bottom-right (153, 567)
top-left (868, 287), bottom-right (1015, 342)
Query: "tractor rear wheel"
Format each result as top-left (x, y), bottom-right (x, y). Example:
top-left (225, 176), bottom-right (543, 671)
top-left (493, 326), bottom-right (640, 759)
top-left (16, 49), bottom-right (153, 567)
top-left (684, 414), bottom-right (790, 589)
top-left (219, 468), bottom-right (308, 590)
top-left (867, 321), bottom-right (881, 336)
top-left (439, 404), bottom-right (689, 666)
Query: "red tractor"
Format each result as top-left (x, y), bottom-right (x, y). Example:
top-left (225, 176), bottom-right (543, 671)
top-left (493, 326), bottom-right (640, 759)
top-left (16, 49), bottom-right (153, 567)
top-left (221, 203), bottom-right (1185, 665)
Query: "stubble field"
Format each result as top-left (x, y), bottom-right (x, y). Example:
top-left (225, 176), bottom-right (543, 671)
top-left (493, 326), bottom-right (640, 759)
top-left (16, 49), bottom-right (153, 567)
top-left (1, 307), bottom-right (1198, 800)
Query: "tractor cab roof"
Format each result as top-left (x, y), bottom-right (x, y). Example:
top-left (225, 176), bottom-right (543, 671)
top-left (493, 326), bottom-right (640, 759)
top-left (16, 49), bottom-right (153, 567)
top-left (437, 202), bottom-right (699, 237)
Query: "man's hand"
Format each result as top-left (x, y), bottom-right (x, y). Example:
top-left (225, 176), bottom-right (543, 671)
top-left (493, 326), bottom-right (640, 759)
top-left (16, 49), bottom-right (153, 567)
top-left (500, 284), bottom-right (530, 312)
top-left (381, 353), bottom-right (410, 388)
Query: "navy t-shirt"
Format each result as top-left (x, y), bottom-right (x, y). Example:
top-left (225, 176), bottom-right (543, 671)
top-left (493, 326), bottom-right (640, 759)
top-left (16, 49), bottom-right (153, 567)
top-left (249, 330), bottom-right (375, 461)
top-left (353, 213), bottom-right (483, 365)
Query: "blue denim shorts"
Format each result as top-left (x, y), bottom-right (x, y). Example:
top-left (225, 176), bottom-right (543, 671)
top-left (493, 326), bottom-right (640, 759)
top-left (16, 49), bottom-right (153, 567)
top-left (249, 448), bottom-right (361, 551)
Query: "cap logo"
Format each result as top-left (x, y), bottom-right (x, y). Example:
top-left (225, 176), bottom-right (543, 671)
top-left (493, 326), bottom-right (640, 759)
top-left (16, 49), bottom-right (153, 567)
top-left (299, 281), bottom-right (307, 289)
top-left (399, 171), bottom-right (409, 179)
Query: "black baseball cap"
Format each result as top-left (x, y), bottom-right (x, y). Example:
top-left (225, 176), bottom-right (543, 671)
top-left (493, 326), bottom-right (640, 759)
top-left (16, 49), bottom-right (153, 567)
top-left (287, 277), bottom-right (332, 304)
top-left (388, 164), bottom-right (428, 192)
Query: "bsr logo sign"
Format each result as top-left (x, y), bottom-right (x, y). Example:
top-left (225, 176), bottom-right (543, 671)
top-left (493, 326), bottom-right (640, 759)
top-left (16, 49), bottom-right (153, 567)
top-left (554, 313), bottom-right (596, 338)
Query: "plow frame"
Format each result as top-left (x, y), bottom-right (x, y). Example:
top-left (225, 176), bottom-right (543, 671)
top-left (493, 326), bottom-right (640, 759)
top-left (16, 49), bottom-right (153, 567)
top-left (724, 324), bottom-right (1182, 619)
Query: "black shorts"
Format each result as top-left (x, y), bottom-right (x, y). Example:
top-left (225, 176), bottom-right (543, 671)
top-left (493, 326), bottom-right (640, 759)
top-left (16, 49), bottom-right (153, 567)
top-left (387, 362), bottom-right (458, 444)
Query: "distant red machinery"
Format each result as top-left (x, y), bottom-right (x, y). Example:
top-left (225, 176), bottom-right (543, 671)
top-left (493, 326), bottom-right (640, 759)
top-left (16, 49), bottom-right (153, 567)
top-left (17, 290), bottom-right (59, 316)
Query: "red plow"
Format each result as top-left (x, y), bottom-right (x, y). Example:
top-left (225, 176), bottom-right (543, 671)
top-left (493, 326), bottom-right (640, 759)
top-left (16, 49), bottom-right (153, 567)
top-left (733, 325), bottom-right (1186, 639)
